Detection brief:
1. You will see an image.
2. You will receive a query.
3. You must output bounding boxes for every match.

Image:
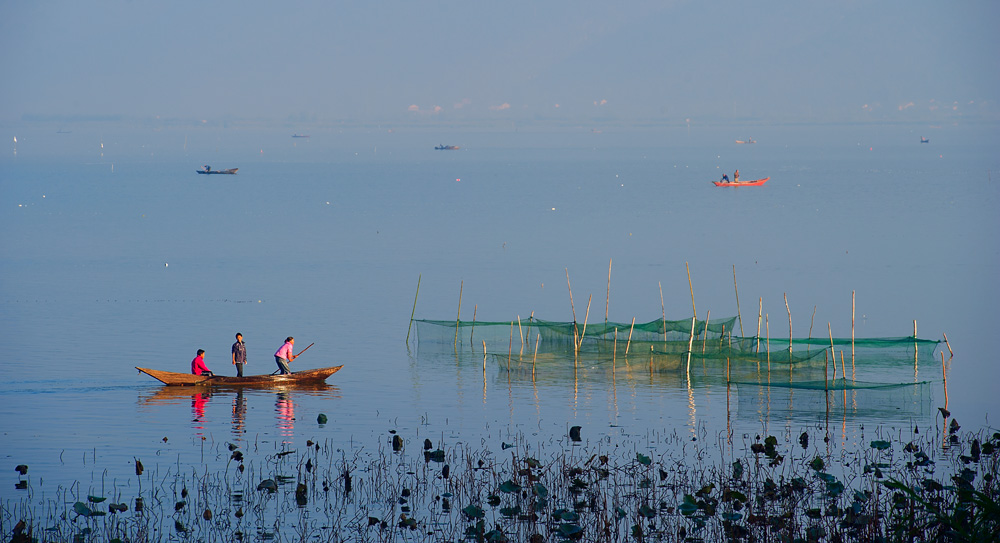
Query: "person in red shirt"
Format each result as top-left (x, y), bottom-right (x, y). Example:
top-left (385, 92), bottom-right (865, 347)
top-left (191, 349), bottom-right (213, 376)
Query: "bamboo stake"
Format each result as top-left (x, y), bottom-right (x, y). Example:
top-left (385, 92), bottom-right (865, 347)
top-left (626, 317), bottom-right (636, 355)
top-left (756, 298), bottom-right (763, 354)
top-left (851, 290), bottom-right (855, 371)
top-left (532, 333), bottom-right (540, 376)
top-left (659, 281), bottom-right (667, 345)
top-left (687, 314), bottom-right (696, 375)
top-left (405, 274), bottom-right (421, 346)
top-left (605, 258), bottom-right (612, 328)
top-left (686, 262), bottom-right (697, 319)
top-left (943, 332), bottom-right (953, 357)
top-left (808, 305), bottom-right (816, 341)
top-left (702, 310), bottom-right (710, 353)
top-left (517, 315), bottom-right (524, 353)
top-left (580, 295), bottom-right (592, 350)
top-left (914, 320), bottom-right (919, 379)
top-left (840, 350), bottom-right (847, 380)
top-left (482, 340), bottom-right (487, 370)
top-left (766, 314), bottom-right (770, 370)
top-left (566, 268), bottom-right (579, 345)
top-left (784, 293), bottom-right (792, 353)
top-left (507, 322), bottom-right (513, 371)
top-left (613, 328), bottom-right (618, 365)
top-left (455, 280), bottom-right (463, 348)
top-left (941, 351), bottom-right (949, 408)
top-left (829, 323), bottom-right (837, 380)
top-left (733, 265), bottom-right (744, 337)
top-left (824, 348), bottom-right (829, 392)
top-left (470, 304), bottom-right (478, 350)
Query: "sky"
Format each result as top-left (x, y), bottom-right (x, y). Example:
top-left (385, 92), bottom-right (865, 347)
top-left (1, 0), bottom-right (997, 128)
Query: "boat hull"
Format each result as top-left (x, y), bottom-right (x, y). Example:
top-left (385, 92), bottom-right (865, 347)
top-left (196, 168), bottom-right (238, 175)
top-left (136, 365), bottom-right (343, 386)
top-left (713, 177), bottom-right (769, 187)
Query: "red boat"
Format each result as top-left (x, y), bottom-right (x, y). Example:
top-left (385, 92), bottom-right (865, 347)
top-left (713, 177), bottom-right (769, 187)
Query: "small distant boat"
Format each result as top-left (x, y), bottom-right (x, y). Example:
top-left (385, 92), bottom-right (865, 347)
top-left (136, 365), bottom-right (343, 386)
top-left (735, 138), bottom-right (756, 144)
top-left (920, 137), bottom-right (929, 143)
top-left (196, 165), bottom-right (238, 175)
top-left (435, 144), bottom-right (460, 150)
top-left (292, 134), bottom-right (310, 138)
top-left (713, 177), bottom-right (769, 187)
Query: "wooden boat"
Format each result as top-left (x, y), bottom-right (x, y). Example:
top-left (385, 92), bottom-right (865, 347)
top-left (713, 177), bottom-right (769, 187)
top-left (136, 365), bottom-right (343, 386)
top-left (434, 144), bottom-right (460, 150)
top-left (196, 165), bottom-right (238, 175)
top-left (735, 138), bottom-right (756, 144)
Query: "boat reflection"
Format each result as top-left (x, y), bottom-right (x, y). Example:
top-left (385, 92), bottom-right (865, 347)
top-left (138, 383), bottom-right (339, 441)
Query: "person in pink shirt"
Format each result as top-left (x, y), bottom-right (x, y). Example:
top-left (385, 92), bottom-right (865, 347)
top-left (191, 349), bottom-right (213, 376)
top-left (274, 337), bottom-right (297, 375)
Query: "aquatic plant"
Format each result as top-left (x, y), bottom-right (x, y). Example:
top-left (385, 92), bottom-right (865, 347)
top-left (2, 423), bottom-right (997, 542)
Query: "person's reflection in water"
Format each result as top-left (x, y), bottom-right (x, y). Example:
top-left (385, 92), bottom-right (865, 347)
top-left (275, 392), bottom-right (296, 443)
top-left (192, 391), bottom-right (211, 434)
top-left (232, 389), bottom-right (247, 441)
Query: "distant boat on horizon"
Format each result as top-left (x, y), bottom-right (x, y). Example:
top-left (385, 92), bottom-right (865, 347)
top-left (435, 144), bottom-right (460, 150)
top-left (920, 137), bottom-right (929, 143)
top-left (735, 138), bottom-right (756, 144)
top-left (292, 134), bottom-right (310, 138)
top-left (197, 165), bottom-right (238, 175)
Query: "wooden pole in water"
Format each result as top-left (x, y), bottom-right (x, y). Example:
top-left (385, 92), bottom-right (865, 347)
top-left (626, 317), bottom-right (636, 355)
top-left (605, 258), bottom-right (612, 329)
top-left (613, 328), bottom-right (618, 365)
top-left (765, 314), bottom-right (771, 370)
top-left (405, 274), bottom-right (421, 347)
top-left (686, 262), bottom-right (697, 320)
top-left (581, 295), bottom-right (592, 350)
top-left (733, 265), bottom-right (744, 337)
top-left (914, 320), bottom-right (919, 379)
top-left (659, 281), bottom-right (667, 345)
top-left (785, 293), bottom-right (792, 353)
top-left (756, 298), bottom-right (763, 354)
top-left (828, 323), bottom-right (837, 380)
top-left (566, 269), bottom-right (579, 348)
top-left (517, 315), bottom-right (524, 353)
top-left (533, 334), bottom-right (540, 377)
top-left (851, 290), bottom-right (856, 372)
top-left (702, 310), bottom-right (711, 353)
top-left (687, 315), bottom-right (696, 375)
top-left (808, 305), bottom-right (816, 341)
top-left (943, 332), bottom-right (953, 357)
top-left (482, 340), bottom-right (487, 371)
top-left (455, 280), bottom-right (463, 348)
top-left (941, 350), bottom-right (949, 408)
top-left (507, 322), bottom-right (513, 371)
top-left (470, 304), bottom-right (478, 350)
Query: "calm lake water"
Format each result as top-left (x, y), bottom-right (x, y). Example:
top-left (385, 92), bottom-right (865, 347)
top-left (1, 123), bottom-right (998, 503)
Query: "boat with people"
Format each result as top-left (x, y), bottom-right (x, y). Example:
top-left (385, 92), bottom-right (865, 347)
top-left (920, 137), bottom-right (929, 143)
top-left (713, 176), bottom-right (769, 187)
top-left (196, 165), bottom-right (238, 175)
top-left (735, 138), bottom-right (756, 144)
top-left (434, 144), bottom-right (460, 150)
top-left (135, 365), bottom-right (343, 386)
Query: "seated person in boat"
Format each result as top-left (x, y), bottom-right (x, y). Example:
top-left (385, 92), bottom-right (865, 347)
top-left (274, 337), bottom-right (298, 375)
top-left (191, 349), bottom-right (214, 376)
top-left (721, 173), bottom-right (729, 182)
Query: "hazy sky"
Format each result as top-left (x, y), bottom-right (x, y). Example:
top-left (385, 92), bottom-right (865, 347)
top-left (2, 1), bottom-right (997, 127)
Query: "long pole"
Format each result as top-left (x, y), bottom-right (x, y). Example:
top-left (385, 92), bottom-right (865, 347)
top-left (455, 280), bottom-right (463, 348)
top-left (686, 262), bottom-right (697, 374)
top-left (659, 281), bottom-right (667, 345)
top-left (566, 268), bottom-right (579, 346)
top-left (580, 295), bottom-right (592, 351)
top-left (733, 265), bottom-right (744, 337)
top-left (626, 317), bottom-right (635, 356)
top-left (785, 293), bottom-right (792, 353)
top-left (605, 258), bottom-right (612, 328)
top-left (829, 323), bottom-right (837, 379)
top-left (470, 304), bottom-right (477, 350)
top-left (405, 274), bottom-right (421, 346)
top-left (851, 290), bottom-right (856, 373)
top-left (756, 298), bottom-right (763, 354)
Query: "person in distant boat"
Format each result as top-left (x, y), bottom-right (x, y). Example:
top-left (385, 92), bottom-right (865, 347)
top-left (203, 165), bottom-right (211, 172)
top-left (734, 169), bottom-right (740, 182)
top-left (232, 332), bottom-right (247, 377)
top-left (721, 173), bottom-right (729, 183)
top-left (274, 337), bottom-right (297, 375)
top-left (191, 349), bottom-right (213, 376)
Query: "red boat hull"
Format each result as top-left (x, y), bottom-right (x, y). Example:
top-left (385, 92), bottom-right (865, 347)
top-left (713, 177), bottom-right (769, 187)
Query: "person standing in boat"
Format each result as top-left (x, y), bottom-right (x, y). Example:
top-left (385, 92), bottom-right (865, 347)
top-left (274, 337), bottom-right (297, 375)
top-left (232, 332), bottom-right (247, 377)
top-left (733, 169), bottom-right (740, 182)
top-left (191, 349), bottom-right (213, 376)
